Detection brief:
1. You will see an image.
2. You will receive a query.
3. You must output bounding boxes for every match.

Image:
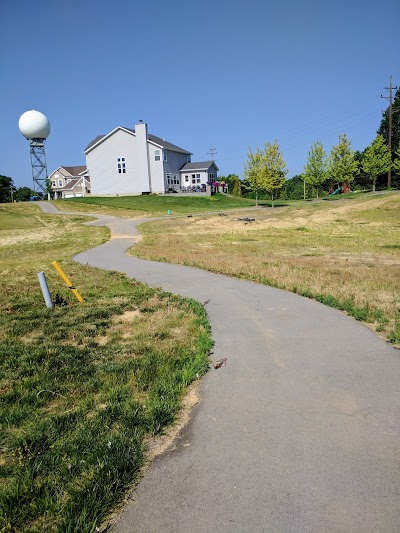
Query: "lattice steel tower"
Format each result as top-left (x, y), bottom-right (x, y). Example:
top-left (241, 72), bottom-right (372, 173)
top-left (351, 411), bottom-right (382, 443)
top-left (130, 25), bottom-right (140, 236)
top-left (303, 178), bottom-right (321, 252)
top-left (19, 110), bottom-right (51, 199)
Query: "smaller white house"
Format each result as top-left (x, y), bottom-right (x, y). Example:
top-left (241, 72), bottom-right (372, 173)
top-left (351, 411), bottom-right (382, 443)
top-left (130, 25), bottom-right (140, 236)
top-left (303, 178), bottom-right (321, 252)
top-left (48, 166), bottom-right (90, 199)
top-left (179, 161), bottom-right (219, 191)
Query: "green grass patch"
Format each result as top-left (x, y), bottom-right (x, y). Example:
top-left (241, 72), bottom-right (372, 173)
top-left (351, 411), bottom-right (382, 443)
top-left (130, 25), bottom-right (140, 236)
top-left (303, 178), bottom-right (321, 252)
top-left (0, 204), bottom-right (212, 532)
top-left (0, 204), bottom-right (45, 230)
top-left (59, 193), bottom-right (265, 215)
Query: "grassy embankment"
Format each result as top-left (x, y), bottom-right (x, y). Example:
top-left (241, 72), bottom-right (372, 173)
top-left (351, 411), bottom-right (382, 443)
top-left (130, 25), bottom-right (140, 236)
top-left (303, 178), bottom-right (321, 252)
top-left (56, 193), bottom-right (268, 216)
top-left (0, 203), bottom-right (212, 532)
top-left (129, 192), bottom-right (400, 346)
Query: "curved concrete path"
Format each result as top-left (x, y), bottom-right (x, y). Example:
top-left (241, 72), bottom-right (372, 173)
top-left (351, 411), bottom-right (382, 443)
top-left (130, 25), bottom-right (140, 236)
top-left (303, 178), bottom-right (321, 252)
top-left (39, 203), bottom-right (400, 532)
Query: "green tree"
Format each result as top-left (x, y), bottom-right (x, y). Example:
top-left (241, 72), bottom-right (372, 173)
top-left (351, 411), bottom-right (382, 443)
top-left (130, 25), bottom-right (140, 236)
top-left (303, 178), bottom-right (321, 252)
top-left (244, 147), bottom-right (263, 205)
top-left (328, 133), bottom-right (359, 187)
top-left (378, 87), bottom-right (400, 157)
top-left (45, 177), bottom-right (52, 199)
top-left (231, 178), bottom-right (242, 196)
top-left (219, 174), bottom-right (241, 195)
top-left (0, 175), bottom-right (16, 203)
top-left (303, 141), bottom-right (328, 198)
top-left (260, 141), bottom-right (287, 207)
top-left (14, 186), bottom-right (36, 202)
top-left (392, 145), bottom-right (400, 175)
top-left (280, 174), bottom-right (306, 201)
top-left (362, 135), bottom-right (391, 192)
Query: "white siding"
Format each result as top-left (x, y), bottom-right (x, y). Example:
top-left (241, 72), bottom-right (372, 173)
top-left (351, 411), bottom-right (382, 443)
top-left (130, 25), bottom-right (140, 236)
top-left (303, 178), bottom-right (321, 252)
top-left (87, 129), bottom-right (150, 195)
top-left (148, 143), bottom-right (165, 193)
top-left (180, 169), bottom-right (209, 188)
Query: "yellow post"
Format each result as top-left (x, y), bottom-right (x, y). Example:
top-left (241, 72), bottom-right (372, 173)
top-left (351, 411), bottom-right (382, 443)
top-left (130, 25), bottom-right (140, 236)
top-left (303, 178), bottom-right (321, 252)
top-left (52, 261), bottom-right (84, 303)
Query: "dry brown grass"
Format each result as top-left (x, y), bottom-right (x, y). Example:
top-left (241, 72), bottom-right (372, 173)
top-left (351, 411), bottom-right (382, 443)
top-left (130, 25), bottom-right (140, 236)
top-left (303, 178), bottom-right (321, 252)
top-left (131, 193), bottom-right (400, 345)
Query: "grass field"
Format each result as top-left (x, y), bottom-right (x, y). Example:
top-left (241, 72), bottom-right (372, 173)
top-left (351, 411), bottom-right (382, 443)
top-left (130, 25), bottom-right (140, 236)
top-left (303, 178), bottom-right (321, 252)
top-left (56, 193), bottom-right (266, 216)
top-left (130, 192), bottom-right (400, 346)
top-left (0, 203), bottom-right (212, 532)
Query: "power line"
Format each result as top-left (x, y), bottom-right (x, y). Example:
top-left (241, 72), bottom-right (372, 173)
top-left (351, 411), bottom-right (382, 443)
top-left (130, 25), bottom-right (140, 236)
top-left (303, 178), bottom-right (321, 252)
top-left (381, 74), bottom-right (398, 188)
top-left (275, 96), bottom-right (378, 142)
top-left (280, 110), bottom-right (379, 150)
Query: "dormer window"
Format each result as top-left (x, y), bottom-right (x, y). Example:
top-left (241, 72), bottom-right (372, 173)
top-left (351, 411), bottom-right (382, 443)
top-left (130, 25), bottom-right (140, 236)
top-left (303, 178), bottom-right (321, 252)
top-left (155, 150), bottom-right (161, 161)
top-left (58, 179), bottom-right (63, 187)
top-left (117, 157), bottom-right (126, 174)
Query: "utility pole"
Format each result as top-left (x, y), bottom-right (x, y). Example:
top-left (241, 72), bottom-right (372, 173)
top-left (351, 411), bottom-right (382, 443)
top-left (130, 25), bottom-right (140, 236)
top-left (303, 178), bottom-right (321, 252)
top-left (207, 145), bottom-right (217, 161)
top-left (381, 75), bottom-right (398, 189)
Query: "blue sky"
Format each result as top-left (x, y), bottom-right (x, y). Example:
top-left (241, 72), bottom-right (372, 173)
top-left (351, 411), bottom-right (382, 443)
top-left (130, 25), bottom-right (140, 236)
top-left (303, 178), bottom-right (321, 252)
top-left (1, 0), bottom-right (399, 188)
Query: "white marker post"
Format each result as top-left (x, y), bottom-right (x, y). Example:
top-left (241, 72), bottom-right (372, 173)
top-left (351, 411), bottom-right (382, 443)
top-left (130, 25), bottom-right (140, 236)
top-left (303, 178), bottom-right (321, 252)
top-left (38, 271), bottom-right (54, 309)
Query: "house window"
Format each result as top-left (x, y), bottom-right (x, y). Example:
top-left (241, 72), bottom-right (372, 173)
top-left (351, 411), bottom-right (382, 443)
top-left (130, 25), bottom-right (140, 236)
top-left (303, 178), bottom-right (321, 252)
top-left (192, 174), bottom-right (196, 184)
top-left (196, 174), bottom-right (201, 183)
top-left (209, 173), bottom-right (215, 183)
top-left (187, 155), bottom-right (191, 163)
top-left (117, 157), bottom-right (126, 174)
top-left (58, 179), bottom-right (63, 186)
top-left (52, 180), bottom-right (56, 187)
top-left (185, 175), bottom-right (189, 182)
top-left (155, 150), bottom-right (160, 161)
top-left (166, 173), bottom-right (178, 186)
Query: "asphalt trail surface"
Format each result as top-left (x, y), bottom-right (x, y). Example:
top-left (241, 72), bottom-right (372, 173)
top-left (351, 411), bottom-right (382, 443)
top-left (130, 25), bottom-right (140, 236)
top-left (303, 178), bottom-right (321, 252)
top-left (39, 203), bottom-right (400, 532)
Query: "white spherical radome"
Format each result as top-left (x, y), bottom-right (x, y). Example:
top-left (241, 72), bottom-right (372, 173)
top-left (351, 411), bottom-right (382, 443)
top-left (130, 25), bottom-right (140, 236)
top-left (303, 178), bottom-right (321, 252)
top-left (18, 110), bottom-right (51, 140)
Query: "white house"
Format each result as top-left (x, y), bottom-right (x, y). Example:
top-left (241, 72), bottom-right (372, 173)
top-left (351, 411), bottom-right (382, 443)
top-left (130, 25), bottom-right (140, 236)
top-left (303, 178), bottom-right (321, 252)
top-left (84, 121), bottom-right (196, 195)
top-left (179, 161), bottom-right (219, 191)
top-left (48, 166), bottom-right (90, 199)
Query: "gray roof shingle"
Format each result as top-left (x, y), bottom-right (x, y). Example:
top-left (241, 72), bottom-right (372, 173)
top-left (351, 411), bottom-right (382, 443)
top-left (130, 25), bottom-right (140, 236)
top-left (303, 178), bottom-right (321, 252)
top-left (180, 161), bottom-right (219, 171)
top-left (62, 166), bottom-right (87, 176)
top-left (147, 134), bottom-right (191, 155)
top-left (84, 135), bottom-right (106, 152)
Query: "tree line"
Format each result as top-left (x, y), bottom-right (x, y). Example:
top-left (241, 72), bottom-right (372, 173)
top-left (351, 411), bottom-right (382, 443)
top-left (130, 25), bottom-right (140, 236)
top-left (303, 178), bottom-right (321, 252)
top-left (220, 86), bottom-right (400, 201)
top-left (0, 175), bottom-right (36, 203)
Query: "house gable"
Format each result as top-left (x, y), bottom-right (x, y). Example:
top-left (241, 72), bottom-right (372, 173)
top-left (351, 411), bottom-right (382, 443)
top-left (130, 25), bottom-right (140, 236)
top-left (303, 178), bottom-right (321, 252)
top-left (85, 126), bottom-right (192, 157)
top-left (84, 127), bottom-right (136, 154)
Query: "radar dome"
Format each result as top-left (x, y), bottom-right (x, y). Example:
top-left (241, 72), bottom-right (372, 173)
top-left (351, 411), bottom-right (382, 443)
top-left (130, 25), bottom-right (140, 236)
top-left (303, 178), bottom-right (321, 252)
top-left (19, 110), bottom-right (51, 140)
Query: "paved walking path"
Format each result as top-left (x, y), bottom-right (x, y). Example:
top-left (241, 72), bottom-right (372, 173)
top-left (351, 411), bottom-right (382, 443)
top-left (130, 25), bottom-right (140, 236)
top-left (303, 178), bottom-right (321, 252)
top-left (39, 203), bottom-right (400, 532)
